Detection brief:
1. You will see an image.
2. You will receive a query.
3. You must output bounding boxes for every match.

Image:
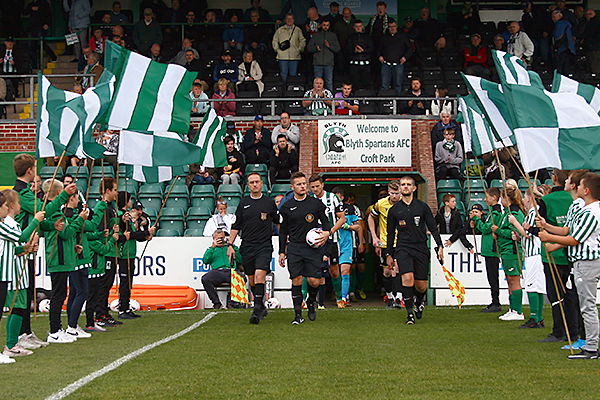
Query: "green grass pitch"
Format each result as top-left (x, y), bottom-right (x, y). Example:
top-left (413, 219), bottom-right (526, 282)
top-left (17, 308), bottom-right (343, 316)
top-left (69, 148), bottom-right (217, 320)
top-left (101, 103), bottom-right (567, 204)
top-left (2, 306), bottom-right (599, 399)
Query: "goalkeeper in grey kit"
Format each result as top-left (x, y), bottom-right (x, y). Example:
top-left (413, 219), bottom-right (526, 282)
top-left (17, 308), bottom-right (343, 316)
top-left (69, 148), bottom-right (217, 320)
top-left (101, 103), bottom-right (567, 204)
top-left (278, 172), bottom-right (331, 325)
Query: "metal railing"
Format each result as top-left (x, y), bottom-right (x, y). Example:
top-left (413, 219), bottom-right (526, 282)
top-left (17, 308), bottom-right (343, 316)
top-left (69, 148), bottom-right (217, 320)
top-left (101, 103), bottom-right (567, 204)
top-left (0, 73), bottom-right (94, 119)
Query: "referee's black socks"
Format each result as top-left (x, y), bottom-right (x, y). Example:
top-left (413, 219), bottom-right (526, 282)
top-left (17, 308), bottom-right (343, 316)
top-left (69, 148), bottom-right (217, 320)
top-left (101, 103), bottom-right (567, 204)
top-left (291, 285), bottom-right (303, 316)
top-left (415, 289), bottom-right (426, 306)
top-left (382, 276), bottom-right (394, 297)
top-left (307, 284), bottom-right (318, 305)
top-left (253, 283), bottom-right (265, 310)
top-left (402, 285), bottom-right (415, 311)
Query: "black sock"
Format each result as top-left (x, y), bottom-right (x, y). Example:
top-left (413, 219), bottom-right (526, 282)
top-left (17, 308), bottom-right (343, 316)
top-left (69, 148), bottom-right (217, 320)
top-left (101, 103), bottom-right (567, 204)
top-left (393, 275), bottom-right (403, 300)
top-left (318, 284), bottom-right (326, 306)
top-left (382, 276), bottom-right (393, 295)
top-left (307, 284), bottom-right (318, 304)
top-left (402, 285), bottom-right (415, 312)
top-left (415, 289), bottom-right (426, 306)
top-left (253, 283), bottom-right (265, 311)
top-left (292, 285), bottom-right (303, 316)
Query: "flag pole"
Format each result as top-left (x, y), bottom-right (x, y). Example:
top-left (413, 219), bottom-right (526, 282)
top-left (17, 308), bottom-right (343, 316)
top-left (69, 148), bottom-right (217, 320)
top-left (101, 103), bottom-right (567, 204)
top-left (33, 158), bottom-right (38, 320)
top-left (114, 161), bottom-right (120, 298)
top-left (76, 158), bottom-right (95, 248)
top-left (463, 148), bottom-right (479, 263)
top-left (41, 149), bottom-right (67, 212)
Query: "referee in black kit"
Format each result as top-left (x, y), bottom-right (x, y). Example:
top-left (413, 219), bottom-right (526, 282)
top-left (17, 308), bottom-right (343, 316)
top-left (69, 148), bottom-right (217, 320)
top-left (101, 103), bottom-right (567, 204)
top-left (228, 173), bottom-right (279, 324)
top-left (385, 176), bottom-right (444, 325)
top-left (279, 172), bottom-right (331, 325)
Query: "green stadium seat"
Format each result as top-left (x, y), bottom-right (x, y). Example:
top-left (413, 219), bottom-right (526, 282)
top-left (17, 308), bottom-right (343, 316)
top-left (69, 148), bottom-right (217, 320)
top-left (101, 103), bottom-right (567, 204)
top-left (544, 179), bottom-right (553, 186)
top-left (87, 196), bottom-right (100, 209)
top-left (222, 197), bottom-right (241, 208)
top-left (491, 180), bottom-right (503, 188)
top-left (217, 184), bottom-right (243, 196)
top-left (156, 229), bottom-right (181, 237)
top-left (159, 207), bottom-right (186, 234)
top-left (65, 166), bottom-right (89, 179)
top-left (270, 183), bottom-right (290, 196)
top-left (88, 181), bottom-right (101, 196)
top-left (40, 166), bottom-right (63, 180)
top-left (118, 179), bottom-right (139, 196)
top-left (184, 228), bottom-right (205, 237)
top-left (191, 196), bottom-right (215, 210)
top-left (191, 184), bottom-right (216, 197)
top-left (139, 183), bottom-right (164, 195)
top-left (227, 205), bottom-right (238, 214)
top-left (436, 179), bottom-right (462, 192)
top-left (465, 179), bottom-right (486, 191)
top-left (138, 184), bottom-right (164, 213)
top-left (245, 164), bottom-right (269, 175)
top-left (164, 184), bottom-right (190, 209)
top-left (465, 192), bottom-right (487, 208)
top-left (118, 164), bottom-right (133, 179)
top-left (518, 179), bottom-right (540, 192)
top-left (186, 207), bottom-right (212, 230)
top-left (89, 177), bottom-right (103, 191)
top-left (91, 165), bottom-right (114, 178)
top-left (191, 185), bottom-right (216, 209)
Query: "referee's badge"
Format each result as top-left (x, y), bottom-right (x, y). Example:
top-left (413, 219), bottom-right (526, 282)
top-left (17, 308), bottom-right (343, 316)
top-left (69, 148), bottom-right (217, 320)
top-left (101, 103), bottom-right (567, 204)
top-left (305, 213), bottom-right (315, 223)
top-left (414, 216), bottom-right (421, 226)
top-left (260, 212), bottom-right (268, 221)
top-left (398, 220), bottom-right (406, 227)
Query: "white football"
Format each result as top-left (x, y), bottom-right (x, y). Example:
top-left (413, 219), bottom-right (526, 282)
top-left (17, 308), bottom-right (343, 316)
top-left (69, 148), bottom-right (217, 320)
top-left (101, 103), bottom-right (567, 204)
top-left (38, 299), bottom-right (50, 312)
top-left (110, 299), bottom-right (140, 311)
top-left (306, 227), bottom-right (323, 248)
top-left (266, 297), bottom-right (281, 309)
top-left (110, 299), bottom-right (120, 311)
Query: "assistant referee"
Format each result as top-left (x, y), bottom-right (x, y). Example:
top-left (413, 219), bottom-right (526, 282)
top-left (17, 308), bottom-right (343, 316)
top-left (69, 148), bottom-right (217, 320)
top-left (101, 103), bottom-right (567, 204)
top-left (279, 172), bottom-right (331, 325)
top-left (228, 173), bottom-right (279, 324)
top-left (385, 176), bottom-right (443, 325)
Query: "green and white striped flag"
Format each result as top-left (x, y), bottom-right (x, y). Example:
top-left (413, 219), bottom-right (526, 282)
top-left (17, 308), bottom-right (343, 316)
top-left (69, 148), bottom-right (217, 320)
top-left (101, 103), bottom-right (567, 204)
top-left (458, 95), bottom-right (511, 156)
top-left (36, 74), bottom-right (80, 158)
top-left (552, 71), bottom-right (600, 115)
top-left (462, 74), bottom-right (514, 141)
top-left (102, 41), bottom-right (196, 134)
top-left (191, 109), bottom-right (228, 168)
top-left (490, 50), bottom-right (544, 88)
top-left (132, 166), bottom-right (185, 183)
top-left (118, 129), bottom-right (203, 167)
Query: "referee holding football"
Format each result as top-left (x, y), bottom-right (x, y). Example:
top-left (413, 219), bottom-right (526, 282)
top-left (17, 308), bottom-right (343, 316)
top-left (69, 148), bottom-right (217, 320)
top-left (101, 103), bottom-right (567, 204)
top-left (279, 172), bottom-right (331, 325)
top-left (385, 176), bottom-right (444, 325)
top-left (228, 173), bottom-right (279, 324)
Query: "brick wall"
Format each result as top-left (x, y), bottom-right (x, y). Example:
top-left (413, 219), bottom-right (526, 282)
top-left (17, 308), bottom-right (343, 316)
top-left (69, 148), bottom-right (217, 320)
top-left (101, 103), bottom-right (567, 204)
top-left (0, 118), bottom-right (439, 209)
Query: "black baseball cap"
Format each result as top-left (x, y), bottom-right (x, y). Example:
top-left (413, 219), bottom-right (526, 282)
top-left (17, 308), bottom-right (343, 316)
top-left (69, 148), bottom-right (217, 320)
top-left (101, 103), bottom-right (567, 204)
top-left (471, 204), bottom-right (484, 212)
top-left (133, 200), bottom-right (144, 210)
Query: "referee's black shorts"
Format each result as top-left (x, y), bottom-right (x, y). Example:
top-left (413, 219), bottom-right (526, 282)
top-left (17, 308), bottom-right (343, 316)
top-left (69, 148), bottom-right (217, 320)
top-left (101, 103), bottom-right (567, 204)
top-left (394, 247), bottom-right (430, 281)
top-left (326, 240), bottom-right (339, 264)
top-left (286, 243), bottom-right (322, 279)
top-left (240, 243), bottom-right (273, 276)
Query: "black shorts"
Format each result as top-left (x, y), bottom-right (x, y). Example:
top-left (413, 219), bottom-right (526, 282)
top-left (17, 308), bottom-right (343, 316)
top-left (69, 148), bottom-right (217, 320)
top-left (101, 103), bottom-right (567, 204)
top-left (287, 243), bottom-right (322, 279)
top-left (394, 248), bottom-right (430, 281)
top-left (326, 240), bottom-right (339, 264)
top-left (240, 244), bottom-right (272, 276)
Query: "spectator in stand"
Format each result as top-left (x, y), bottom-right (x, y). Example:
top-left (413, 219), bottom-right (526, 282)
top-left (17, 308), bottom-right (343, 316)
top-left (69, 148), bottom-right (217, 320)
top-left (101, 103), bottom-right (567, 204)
top-left (430, 87), bottom-right (453, 116)
top-left (491, 34), bottom-right (506, 52)
top-left (303, 77), bottom-right (333, 116)
top-left (88, 28), bottom-right (106, 56)
top-left (140, 0), bottom-right (168, 20)
top-left (307, 19), bottom-right (340, 92)
top-left (244, 10), bottom-right (271, 61)
top-left (190, 82), bottom-right (209, 116)
top-left (366, 1), bottom-right (390, 49)
top-left (551, 9), bottom-right (575, 74)
top-left (583, 9), bottom-right (600, 73)
top-left (278, 0), bottom-right (316, 25)
top-left (402, 16), bottom-right (418, 42)
top-left (110, 1), bottom-right (129, 24)
top-left (270, 135), bottom-right (299, 183)
top-left (23, 0), bottom-right (56, 64)
top-left (203, 200), bottom-right (236, 237)
top-left (507, 21), bottom-right (535, 65)
top-left (212, 78), bottom-right (236, 117)
top-left (434, 128), bottom-right (463, 180)
top-left (459, 1), bottom-right (481, 35)
top-left (334, 8), bottom-right (356, 69)
top-left (237, 50), bottom-right (264, 95)
top-left (77, 46), bottom-right (92, 74)
top-left (431, 110), bottom-right (463, 153)
top-left (463, 33), bottom-right (490, 79)
top-left (72, 83), bottom-right (83, 94)
top-left (573, 5), bottom-right (587, 44)
top-left (334, 82), bottom-right (359, 115)
top-left (66, 0), bottom-right (91, 63)
top-left (0, 38), bottom-right (21, 97)
top-left (378, 19), bottom-right (412, 95)
top-left (522, 2), bottom-right (552, 64)
top-left (347, 20), bottom-right (373, 90)
top-left (111, 25), bottom-right (128, 44)
top-left (273, 13), bottom-right (306, 83)
top-left (242, 115), bottom-right (272, 164)
top-left (223, 14), bottom-right (244, 51)
top-left (303, 7), bottom-right (323, 40)
top-left (80, 52), bottom-right (103, 90)
top-left (133, 8), bottom-right (163, 56)
top-left (213, 50), bottom-right (238, 83)
top-left (170, 38), bottom-right (200, 66)
top-left (149, 43), bottom-right (164, 62)
top-left (555, 0), bottom-right (578, 27)
top-left (414, 7), bottom-right (446, 51)
top-left (100, 13), bottom-right (113, 37)
top-left (271, 112), bottom-right (300, 149)
top-left (325, 2), bottom-right (343, 28)
top-left (183, 10), bottom-right (201, 43)
top-left (244, 0), bottom-right (271, 22)
top-left (186, 163), bottom-right (215, 186)
top-left (221, 136), bottom-right (245, 185)
top-left (400, 77), bottom-right (429, 115)
top-left (198, 10), bottom-right (223, 52)
top-left (183, 49), bottom-right (206, 78)
top-left (435, 194), bottom-right (474, 252)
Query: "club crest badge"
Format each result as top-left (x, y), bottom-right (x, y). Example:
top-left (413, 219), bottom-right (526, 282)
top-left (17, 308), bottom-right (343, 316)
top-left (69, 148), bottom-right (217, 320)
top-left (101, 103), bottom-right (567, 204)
top-left (305, 213), bottom-right (315, 223)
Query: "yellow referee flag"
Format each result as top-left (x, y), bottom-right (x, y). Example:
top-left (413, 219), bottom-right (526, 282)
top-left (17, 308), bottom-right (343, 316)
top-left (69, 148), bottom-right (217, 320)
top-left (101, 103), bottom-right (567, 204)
top-left (230, 270), bottom-right (249, 304)
top-left (442, 266), bottom-right (465, 308)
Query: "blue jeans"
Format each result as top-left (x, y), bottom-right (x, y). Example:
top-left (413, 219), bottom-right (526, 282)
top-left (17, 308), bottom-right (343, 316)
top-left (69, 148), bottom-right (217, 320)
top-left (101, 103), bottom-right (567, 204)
top-left (279, 60), bottom-right (299, 83)
top-left (313, 65), bottom-right (334, 91)
top-left (380, 63), bottom-right (405, 95)
top-left (67, 268), bottom-right (88, 328)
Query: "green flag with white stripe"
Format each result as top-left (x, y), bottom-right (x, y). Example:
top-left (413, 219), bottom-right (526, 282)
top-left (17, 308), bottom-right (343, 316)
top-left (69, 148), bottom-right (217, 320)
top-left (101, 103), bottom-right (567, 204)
top-left (490, 50), bottom-right (544, 89)
top-left (132, 165), bottom-right (185, 183)
top-left (118, 129), bottom-right (203, 167)
top-left (102, 41), bottom-right (196, 134)
top-left (552, 71), bottom-right (600, 116)
top-left (191, 109), bottom-right (228, 168)
top-left (458, 95), bottom-right (512, 157)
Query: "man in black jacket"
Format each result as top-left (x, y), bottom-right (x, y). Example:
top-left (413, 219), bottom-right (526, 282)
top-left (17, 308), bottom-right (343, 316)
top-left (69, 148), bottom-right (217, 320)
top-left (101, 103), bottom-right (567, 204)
top-left (378, 19), bottom-right (412, 95)
top-left (435, 194), bottom-right (474, 252)
top-left (270, 135), bottom-right (299, 183)
top-left (400, 77), bottom-right (429, 115)
top-left (346, 20), bottom-right (373, 90)
top-left (242, 115), bottom-right (272, 164)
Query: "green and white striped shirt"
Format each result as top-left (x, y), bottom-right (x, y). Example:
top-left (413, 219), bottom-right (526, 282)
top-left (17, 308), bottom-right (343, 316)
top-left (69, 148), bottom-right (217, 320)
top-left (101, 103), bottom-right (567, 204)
top-left (523, 207), bottom-right (541, 257)
top-left (0, 216), bottom-right (29, 289)
top-left (566, 198), bottom-right (585, 262)
top-left (315, 191), bottom-right (343, 242)
top-left (568, 201), bottom-right (600, 262)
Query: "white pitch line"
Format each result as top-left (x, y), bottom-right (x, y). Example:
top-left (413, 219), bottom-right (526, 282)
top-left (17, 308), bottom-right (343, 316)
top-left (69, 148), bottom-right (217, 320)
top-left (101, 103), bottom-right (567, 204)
top-left (44, 312), bottom-right (217, 400)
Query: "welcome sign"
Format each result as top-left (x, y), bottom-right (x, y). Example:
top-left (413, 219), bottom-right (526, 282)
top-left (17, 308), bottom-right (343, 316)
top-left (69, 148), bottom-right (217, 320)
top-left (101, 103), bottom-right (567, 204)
top-left (318, 119), bottom-right (412, 167)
